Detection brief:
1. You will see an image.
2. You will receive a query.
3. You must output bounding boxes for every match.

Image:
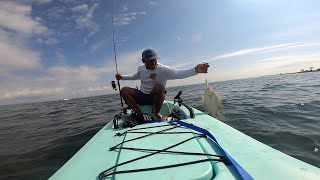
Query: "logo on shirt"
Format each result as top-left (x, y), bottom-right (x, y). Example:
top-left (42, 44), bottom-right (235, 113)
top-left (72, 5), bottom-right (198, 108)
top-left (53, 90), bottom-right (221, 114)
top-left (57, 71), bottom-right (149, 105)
top-left (149, 73), bottom-right (156, 80)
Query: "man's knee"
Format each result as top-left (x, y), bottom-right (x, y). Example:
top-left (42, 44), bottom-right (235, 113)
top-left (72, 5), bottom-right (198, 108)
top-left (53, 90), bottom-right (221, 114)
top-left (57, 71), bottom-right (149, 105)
top-left (152, 84), bottom-right (165, 94)
top-left (120, 87), bottom-right (134, 96)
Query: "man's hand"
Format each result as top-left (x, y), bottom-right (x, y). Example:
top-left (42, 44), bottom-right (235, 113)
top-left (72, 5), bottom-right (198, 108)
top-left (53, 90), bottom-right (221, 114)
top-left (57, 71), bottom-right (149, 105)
top-left (195, 63), bottom-right (209, 73)
top-left (115, 73), bottom-right (123, 80)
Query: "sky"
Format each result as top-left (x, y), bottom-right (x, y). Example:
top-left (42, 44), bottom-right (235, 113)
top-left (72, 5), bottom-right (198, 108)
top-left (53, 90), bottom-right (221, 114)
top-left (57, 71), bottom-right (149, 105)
top-left (1, 0), bottom-right (320, 105)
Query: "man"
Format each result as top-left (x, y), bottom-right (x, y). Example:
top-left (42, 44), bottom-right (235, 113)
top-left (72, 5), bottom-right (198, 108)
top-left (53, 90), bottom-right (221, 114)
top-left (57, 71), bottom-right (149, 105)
top-left (116, 48), bottom-right (209, 122)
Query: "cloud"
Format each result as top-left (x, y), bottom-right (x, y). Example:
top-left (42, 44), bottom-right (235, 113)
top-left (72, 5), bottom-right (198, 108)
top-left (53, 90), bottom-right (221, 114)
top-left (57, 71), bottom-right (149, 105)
top-left (2, 87), bottom-right (64, 100)
top-left (255, 54), bottom-right (320, 69)
top-left (207, 53), bottom-right (320, 82)
top-left (171, 62), bottom-right (193, 69)
top-left (114, 4), bottom-right (147, 26)
top-left (0, 1), bottom-right (49, 75)
top-left (0, 1), bottom-right (48, 35)
top-left (192, 42), bottom-right (320, 82)
top-left (47, 6), bottom-right (66, 19)
top-left (28, 0), bottom-right (52, 4)
top-left (0, 49), bottom-right (145, 104)
top-left (0, 30), bottom-right (42, 73)
top-left (73, 3), bottom-right (99, 37)
top-left (0, 65), bottom-right (111, 104)
top-left (191, 32), bottom-right (203, 43)
top-left (0, 40), bottom-right (41, 70)
top-left (120, 3), bottom-right (129, 12)
top-left (70, 4), bottom-right (89, 13)
top-left (77, 85), bottom-right (111, 94)
top-left (47, 65), bottom-right (109, 82)
top-left (234, 53), bottom-right (320, 78)
top-left (149, 2), bottom-right (157, 6)
top-left (263, 22), bottom-right (320, 41)
top-left (110, 49), bottom-right (143, 73)
top-left (210, 42), bottom-right (320, 61)
top-left (90, 40), bottom-right (104, 53)
top-left (37, 37), bottom-right (59, 45)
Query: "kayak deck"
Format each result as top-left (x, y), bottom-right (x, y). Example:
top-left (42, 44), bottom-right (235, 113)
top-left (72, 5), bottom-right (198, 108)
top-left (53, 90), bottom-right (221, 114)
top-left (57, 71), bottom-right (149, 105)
top-left (107, 123), bottom-right (215, 179)
top-left (50, 101), bottom-right (320, 180)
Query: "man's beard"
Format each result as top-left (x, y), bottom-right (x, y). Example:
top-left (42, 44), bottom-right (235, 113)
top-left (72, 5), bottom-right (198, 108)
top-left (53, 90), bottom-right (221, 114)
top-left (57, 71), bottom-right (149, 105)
top-left (146, 64), bottom-right (157, 70)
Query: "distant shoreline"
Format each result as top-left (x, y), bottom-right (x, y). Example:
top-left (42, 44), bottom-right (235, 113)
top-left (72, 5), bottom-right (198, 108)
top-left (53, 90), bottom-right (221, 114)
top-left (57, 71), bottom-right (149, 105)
top-left (279, 69), bottom-right (320, 75)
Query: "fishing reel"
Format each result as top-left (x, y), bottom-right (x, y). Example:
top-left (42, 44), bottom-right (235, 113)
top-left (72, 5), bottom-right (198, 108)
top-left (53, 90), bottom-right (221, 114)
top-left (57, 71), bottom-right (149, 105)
top-left (111, 81), bottom-right (117, 90)
top-left (112, 107), bottom-right (129, 129)
top-left (173, 91), bottom-right (195, 118)
top-left (173, 91), bottom-right (183, 105)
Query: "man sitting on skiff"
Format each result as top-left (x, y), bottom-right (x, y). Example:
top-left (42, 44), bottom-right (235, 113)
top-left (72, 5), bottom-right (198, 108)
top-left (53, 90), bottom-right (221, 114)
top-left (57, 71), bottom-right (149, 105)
top-left (115, 48), bottom-right (209, 122)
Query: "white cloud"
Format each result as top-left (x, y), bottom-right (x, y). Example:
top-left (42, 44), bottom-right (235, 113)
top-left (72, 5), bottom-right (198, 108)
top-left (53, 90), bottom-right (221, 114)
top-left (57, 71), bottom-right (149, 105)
top-left (44, 37), bottom-right (59, 45)
top-left (74, 3), bottom-right (98, 29)
top-left (204, 53), bottom-right (320, 83)
top-left (37, 37), bottom-right (59, 45)
top-left (0, 66), bottom-right (111, 104)
top-left (111, 49), bottom-right (143, 73)
top-left (0, 1), bottom-right (50, 76)
top-left (210, 42), bottom-right (320, 61)
top-left (70, 4), bottom-right (89, 13)
top-left (0, 30), bottom-right (42, 73)
top-left (47, 6), bottom-right (66, 19)
top-left (263, 22), bottom-right (320, 41)
top-left (73, 3), bottom-right (99, 37)
top-left (47, 66), bottom-right (109, 83)
top-left (121, 4), bottom-right (129, 12)
top-left (171, 62), bottom-right (193, 69)
top-left (0, 40), bottom-right (41, 70)
top-left (0, 1), bottom-right (48, 35)
top-left (191, 42), bottom-right (320, 82)
top-left (2, 87), bottom-right (64, 100)
top-left (90, 40), bottom-right (104, 53)
top-left (77, 85), bottom-right (111, 93)
top-left (0, 49), bottom-right (146, 104)
top-left (255, 54), bottom-right (320, 69)
top-left (191, 32), bottom-right (203, 43)
top-left (114, 4), bottom-right (147, 26)
top-left (149, 2), bottom-right (157, 6)
top-left (28, 0), bottom-right (52, 4)
top-left (213, 43), bottom-right (296, 60)
top-left (236, 53), bottom-right (320, 78)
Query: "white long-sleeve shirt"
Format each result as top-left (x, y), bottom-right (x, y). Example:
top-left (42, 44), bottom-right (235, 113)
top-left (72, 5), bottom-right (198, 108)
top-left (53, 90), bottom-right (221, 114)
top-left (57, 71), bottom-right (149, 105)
top-left (123, 63), bottom-right (197, 94)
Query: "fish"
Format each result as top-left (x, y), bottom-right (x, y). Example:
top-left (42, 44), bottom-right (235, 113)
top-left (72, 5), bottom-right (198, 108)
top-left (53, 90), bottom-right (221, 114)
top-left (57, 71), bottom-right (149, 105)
top-left (201, 80), bottom-right (222, 118)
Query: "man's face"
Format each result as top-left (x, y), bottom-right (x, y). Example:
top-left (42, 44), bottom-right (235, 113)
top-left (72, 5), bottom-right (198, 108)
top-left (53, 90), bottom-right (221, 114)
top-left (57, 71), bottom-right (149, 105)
top-left (144, 59), bottom-right (158, 69)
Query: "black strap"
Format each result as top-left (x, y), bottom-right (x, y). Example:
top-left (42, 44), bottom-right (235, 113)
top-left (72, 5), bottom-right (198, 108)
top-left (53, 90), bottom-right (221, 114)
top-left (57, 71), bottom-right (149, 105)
top-left (118, 131), bottom-right (203, 135)
top-left (109, 125), bottom-right (179, 151)
top-left (99, 123), bottom-right (229, 179)
top-left (100, 135), bottom-right (204, 179)
top-left (112, 146), bottom-right (225, 158)
top-left (99, 158), bottom-right (224, 179)
top-left (115, 124), bottom-right (180, 137)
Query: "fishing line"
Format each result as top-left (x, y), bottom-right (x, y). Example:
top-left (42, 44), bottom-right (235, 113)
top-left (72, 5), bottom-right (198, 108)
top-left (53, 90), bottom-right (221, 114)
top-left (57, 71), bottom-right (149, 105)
top-left (111, 0), bottom-right (124, 107)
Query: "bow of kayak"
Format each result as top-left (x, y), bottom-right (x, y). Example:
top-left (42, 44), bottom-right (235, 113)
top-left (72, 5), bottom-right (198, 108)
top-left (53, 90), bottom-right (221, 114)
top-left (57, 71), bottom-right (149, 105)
top-left (50, 100), bottom-right (320, 180)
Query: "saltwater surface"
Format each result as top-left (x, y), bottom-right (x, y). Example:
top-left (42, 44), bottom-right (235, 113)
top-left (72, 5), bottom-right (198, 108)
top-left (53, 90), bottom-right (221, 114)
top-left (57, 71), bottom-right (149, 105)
top-left (0, 72), bottom-right (319, 179)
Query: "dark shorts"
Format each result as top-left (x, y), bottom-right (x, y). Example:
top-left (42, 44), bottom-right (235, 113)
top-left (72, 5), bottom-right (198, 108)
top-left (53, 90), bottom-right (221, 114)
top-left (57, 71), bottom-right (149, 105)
top-left (134, 89), bottom-right (153, 106)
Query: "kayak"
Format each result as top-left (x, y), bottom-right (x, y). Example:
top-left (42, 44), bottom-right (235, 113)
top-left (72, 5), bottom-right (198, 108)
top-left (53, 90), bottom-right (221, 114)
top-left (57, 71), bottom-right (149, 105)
top-left (49, 97), bottom-right (320, 179)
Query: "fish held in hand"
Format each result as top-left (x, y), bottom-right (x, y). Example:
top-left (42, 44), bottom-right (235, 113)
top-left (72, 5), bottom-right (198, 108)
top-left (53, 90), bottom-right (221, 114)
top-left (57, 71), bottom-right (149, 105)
top-left (201, 80), bottom-right (222, 118)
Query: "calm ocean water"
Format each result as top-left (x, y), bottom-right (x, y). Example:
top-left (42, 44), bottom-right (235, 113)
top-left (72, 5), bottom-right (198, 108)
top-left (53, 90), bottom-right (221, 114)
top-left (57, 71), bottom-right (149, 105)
top-left (0, 72), bottom-right (319, 179)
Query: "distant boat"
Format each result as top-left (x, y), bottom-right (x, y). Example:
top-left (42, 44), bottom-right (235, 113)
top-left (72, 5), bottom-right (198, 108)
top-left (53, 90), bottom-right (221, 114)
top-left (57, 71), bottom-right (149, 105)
top-left (63, 98), bottom-right (69, 101)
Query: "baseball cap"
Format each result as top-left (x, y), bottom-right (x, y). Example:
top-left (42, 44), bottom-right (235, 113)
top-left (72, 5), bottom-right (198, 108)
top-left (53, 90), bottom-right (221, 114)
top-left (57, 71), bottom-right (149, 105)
top-left (142, 48), bottom-right (158, 61)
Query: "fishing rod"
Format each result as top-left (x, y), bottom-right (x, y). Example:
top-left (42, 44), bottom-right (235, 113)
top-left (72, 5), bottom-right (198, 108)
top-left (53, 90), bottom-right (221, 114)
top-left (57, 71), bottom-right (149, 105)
top-left (111, 0), bottom-right (124, 107)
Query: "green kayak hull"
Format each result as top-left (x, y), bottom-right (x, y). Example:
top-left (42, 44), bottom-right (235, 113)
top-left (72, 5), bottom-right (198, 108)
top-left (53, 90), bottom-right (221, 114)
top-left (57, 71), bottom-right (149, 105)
top-left (50, 100), bottom-right (320, 179)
